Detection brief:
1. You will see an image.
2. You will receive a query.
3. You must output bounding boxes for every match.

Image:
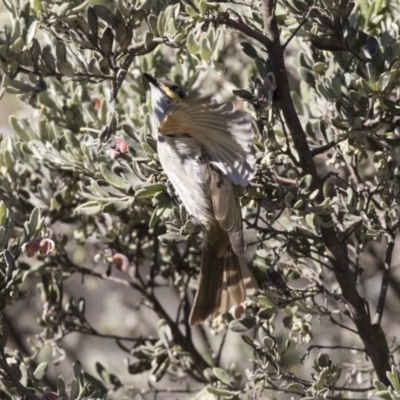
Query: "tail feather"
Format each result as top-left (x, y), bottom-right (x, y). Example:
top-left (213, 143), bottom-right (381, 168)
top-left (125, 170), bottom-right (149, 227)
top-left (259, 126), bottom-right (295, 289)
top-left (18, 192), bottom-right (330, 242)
top-left (189, 230), bottom-right (257, 326)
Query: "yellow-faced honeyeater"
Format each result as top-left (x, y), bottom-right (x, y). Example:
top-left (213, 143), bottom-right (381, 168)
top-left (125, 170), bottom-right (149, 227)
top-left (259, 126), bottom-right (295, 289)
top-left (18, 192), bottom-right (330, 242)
top-left (144, 73), bottom-right (258, 325)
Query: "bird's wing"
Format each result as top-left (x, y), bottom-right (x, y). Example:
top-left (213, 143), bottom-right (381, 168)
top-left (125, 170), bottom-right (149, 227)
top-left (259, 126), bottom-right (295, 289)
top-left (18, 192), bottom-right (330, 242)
top-left (208, 167), bottom-right (244, 256)
top-left (159, 92), bottom-right (255, 187)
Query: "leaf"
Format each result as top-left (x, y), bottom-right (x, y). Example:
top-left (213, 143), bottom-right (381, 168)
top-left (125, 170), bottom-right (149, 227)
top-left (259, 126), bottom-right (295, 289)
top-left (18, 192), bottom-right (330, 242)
top-left (42, 45), bottom-right (56, 71)
top-left (229, 317), bottom-right (256, 332)
top-left (299, 67), bottom-right (316, 88)
top-left (0, 201), bottom-right (8, 226)
top-left (287, 382), bottom-right (305, 392)
top-left (93, 5), bottom-right (119, 27)
top-left (240, 41), bottom-right (259, 59)
top-left (186, 31), bottom-right (198, 54)
top-left (135, 183), bottom-right (166, 198)
top-left (26, 20), bottom-right (39, 46)
top-left (388, 366), bottom-right (400, 393)
top-left (299, 174), bottom-right (313, 191)
top-left (57, 375), bottom-right (67, 396)
top-left (73, 361), bottom-right (85, 388)
top-left (33, 362), bottom-right (48, 380)
top-left (100, 163), bottom-right (128, 189)
top-left (74, 201), bottom-right (102, 215)
top-left (57, 61), bottom-right (75, 77)
top-left (9, 116), bottom-right (31, 141)
top-left (0, 325), bottom-right (8, 350)
top-left (213, 368), bottom-right (233, 386)
top-left (87, 6), bottom-right (98, 45)
top-left (100, 27), bottom-right (114, 57)
top-left (206, 386), bottom-right (237, 397)
top-left (69, 378), bottom-right (79, 400)
top-left (28, 207), bottom-right (41, 235)
top-left (200, 36), bottom-right (212, 62)
top-left (257, 307), bottom-right (275, 320)
top-left (185, 4), bottom-right (198, 17)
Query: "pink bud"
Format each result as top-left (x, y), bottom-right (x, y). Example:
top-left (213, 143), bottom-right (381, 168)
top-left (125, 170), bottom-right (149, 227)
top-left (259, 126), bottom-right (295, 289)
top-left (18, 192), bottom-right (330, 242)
top-left (112, 253), bottom-right (130, 272)
top-left (24, 240), bottom-right (40, 257)
top-left (39, 239), bottom-right (55, 255)
top-left (232, 304), bottom-right (245, 319)
top-left (114, 136), bottom-right (128, 153)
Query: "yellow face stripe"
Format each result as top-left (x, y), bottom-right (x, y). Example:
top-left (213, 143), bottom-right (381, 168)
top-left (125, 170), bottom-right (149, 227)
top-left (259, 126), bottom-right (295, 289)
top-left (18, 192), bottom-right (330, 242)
top-left (161, 85), bottom-right (180, 100)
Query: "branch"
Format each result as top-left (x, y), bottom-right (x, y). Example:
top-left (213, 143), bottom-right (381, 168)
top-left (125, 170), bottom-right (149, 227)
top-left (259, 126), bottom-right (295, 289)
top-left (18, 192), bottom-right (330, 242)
top-left (373, 235), bottom-right (395, 326)
top-left (256, 0), bottom-right (391, 385)
top-left (111, 40), bottom-right (160, 101)
top-left (207, 14), bottom-right (271, 48)
top-left (310, 139), bottom-right (344, 156)
top-left (63, 259), bottom-right (210, 378)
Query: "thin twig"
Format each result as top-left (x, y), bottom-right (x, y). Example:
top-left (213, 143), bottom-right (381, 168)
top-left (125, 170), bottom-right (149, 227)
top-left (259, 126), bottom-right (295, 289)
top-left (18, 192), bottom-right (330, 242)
top-left (305, 344), bottom-right (366, 353)
top-left (216, 329), bottom-right (228, 366)
top-left (60, 258), bottom-right (210, 377)
top-left (310, 139), bottom-right (343, 156)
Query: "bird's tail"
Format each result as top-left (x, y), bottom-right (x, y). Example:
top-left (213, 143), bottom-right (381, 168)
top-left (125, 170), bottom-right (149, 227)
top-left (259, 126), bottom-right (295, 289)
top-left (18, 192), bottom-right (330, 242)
top-left (189, 228), bottom-right (257, 326)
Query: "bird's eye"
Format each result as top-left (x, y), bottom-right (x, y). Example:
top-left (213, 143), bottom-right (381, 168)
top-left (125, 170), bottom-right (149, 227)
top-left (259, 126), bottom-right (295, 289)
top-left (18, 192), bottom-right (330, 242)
top-left (170, 85), bottom-right (185, 98)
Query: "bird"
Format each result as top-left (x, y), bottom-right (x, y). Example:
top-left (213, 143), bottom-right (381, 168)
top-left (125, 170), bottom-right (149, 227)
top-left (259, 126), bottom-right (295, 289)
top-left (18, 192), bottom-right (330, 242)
top-left (143, 73), bottom-right (258, 325)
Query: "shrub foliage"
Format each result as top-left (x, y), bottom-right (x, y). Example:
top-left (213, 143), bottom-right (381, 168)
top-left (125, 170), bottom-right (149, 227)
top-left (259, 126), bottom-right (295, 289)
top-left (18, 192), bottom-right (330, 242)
top-left (0, 0), bottom-right (400, 399)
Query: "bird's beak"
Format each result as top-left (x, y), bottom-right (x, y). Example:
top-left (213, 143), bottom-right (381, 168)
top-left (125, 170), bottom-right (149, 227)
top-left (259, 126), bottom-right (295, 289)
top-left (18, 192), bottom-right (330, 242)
top-left (143, 73), bottom-right (159, 87)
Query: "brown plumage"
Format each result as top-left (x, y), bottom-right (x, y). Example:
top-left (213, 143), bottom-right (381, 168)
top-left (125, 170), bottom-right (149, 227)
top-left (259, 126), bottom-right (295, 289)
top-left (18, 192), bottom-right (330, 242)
top-left (189, 169), bottom-right (257, 325)
top-left (145, 73), bottom-right (258, 325)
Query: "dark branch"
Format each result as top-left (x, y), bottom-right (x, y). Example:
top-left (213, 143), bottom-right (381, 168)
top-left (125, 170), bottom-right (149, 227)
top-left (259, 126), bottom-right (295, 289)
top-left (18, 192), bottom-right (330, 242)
top-left (373, 236), bottom-right (395, 326)
top-left (311, 139), bottom-right (343, 156)
top-left (255, 0), bottom-right (391, 385)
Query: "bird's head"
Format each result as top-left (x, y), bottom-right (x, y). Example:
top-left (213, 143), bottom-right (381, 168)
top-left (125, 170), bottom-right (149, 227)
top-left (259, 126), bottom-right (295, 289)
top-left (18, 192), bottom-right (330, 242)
top-left (143, 73), bottom-right (186, 122)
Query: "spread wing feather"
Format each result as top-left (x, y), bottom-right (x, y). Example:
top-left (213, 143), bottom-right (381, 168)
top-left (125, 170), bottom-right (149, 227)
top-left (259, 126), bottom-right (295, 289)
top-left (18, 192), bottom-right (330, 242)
top-left (160, 92), bottom-right (255, 187)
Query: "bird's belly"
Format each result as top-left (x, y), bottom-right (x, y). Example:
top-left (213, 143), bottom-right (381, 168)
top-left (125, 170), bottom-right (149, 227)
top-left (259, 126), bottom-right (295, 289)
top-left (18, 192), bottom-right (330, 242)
top-left (157, 135), bottom-right (213, 227)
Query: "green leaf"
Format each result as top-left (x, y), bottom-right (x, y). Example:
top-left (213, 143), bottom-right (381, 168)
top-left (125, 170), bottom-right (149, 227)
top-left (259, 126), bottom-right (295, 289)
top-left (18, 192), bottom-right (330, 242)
top-left (200, 36), bottom-right (212, 62)
top-left (388, 366), bottom-right (400, 393)
top-left (287, 382), bottom-right (304, 392)
top-left (70, 378), bottom-right (79, 400)
top-left (28, 207), bottom-right (41, 235)
top-left (206, 386), bottom-right (237, 397)
top-left (73, 361), bottom-right (85, 388)
top-left (135, 183), bottom-right (166, 199)
top-left (74, 201), bottom-right (102, 215)
top-left (229, 317), bottom-right (256, 332)
top-left (213, 368), bottom-right (233, 386)
top-left (299, 67), bottom-right (316, 88)
top-left (33, 362), bottom-right (48, 380)
top-left (57, 375), bottom-right (67, 396)
top-left (240, 42), bottom-right (259, 59)
top-left (0, 325), bottom-right (8, 350)
top-left (9, 116), bottom-right (31, 141)
top-left (185, 4), bottom-right (198, 17)
top-left (100, 163), bottom-right (128, 189)
top-left (186, 31), bottom-right (199, 54)
top-left (0, 202), bottom-right (8, 226)
top-left (299, 174), bottom-right (313, 191)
